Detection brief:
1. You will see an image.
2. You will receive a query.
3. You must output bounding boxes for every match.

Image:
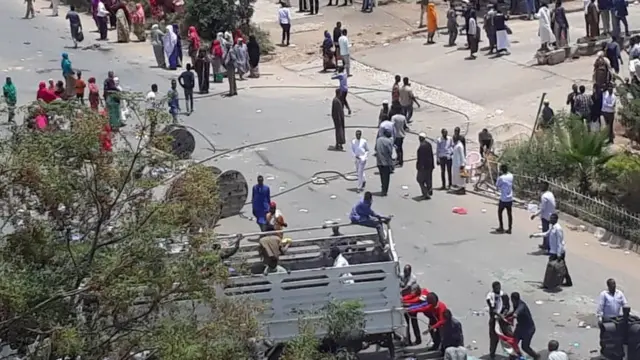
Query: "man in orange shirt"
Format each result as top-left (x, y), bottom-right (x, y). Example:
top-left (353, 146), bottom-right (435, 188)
top-left (417, 292), bottom-right (448, 351)
top-left (266, 201), bottom-right (287, 238)
top-left (75, 70), bottom-right (86, 105)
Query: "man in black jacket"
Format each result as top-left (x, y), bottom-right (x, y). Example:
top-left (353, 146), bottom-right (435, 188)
top-left (416, 132), bottom-right (435, 199)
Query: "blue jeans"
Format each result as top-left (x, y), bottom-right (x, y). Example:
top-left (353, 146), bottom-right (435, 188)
top-left (352, 218), bottom-right (386, 242)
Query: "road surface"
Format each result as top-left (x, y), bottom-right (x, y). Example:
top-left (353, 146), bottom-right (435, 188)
top-left (2, 2), bottom-right (640, 359)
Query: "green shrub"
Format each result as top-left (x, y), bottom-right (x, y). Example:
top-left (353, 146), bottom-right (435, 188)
top-left (604, 152), bottom-right (640, 179)
top-left (185, 0), bottom-right (253, 40)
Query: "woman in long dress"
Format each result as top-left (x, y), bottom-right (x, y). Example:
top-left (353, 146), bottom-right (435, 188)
top-left (187, 26), bottom-right (201, 66)
top-left (150, 24), bottom-right (166, 68)
top-left (131, 3), bottom-right (146, 41)
top-left (553, 0), bottom-right (569, 47)
top-left (163, 25), bottom-right (179, 70)
top-left (194, 49), bottom-right (210, 94)
top-left (321, 30), bottom-right (335, 72)
top-left (426, 3), bottom-right (438, 44)
top-left (537, 2), bottom-right (555, 51)
top-left (211, 39), bottom-right (224, 82)
top-left (104, 75), bottom-right (121, 129)
top-left (450, 134), bottom-right (466, 194)
top-left (88, 77), bottom-right (100, 111)
top-left (61, 53), bottom-right (75, 99)
top-left (247, 35), bottom-right (261, 78)
top-left (115, 7), bottom-right (131, 43)
top-left (173, 24), bottom-right (183, 67)
top-left (234, 38), bottom-right (249, 80)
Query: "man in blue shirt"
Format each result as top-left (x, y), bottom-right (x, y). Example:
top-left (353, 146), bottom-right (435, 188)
top-left (495, 164), bottom-right (514, 234)
top-left (350, 192), bottom-right (389, 238)
top-left (252, 175), bottom-right (271, 231)
top-left (612, 0), bottom-right (629, 37)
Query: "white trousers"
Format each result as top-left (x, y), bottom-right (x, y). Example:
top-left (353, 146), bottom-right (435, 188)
top-left (355, 158), bottom-right (366, 189)
top-left (52, 0), bottom-right (59, 15)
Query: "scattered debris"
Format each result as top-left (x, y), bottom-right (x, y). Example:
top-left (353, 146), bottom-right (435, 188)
top-left (553, 312), bottom-right (560, 316)
top-left (578, 321), bottom-right (587, 328)
top-left (535, 300), bottom-right (544, 305)
top-left (452, 207), bottom-right (467, 215)
top-left (401, 185), bottom-right (409, 190)
top-left (481, 208), bottom-right (487, 213)
top-left (256, 109), bottom-right (262, 113)
top-left (330, 195), bottom-right (337, 199)
top-left (299, 209), bottom-right (309, 213)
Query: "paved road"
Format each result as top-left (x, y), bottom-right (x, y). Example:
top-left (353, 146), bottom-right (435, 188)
top-left (3, 2), bottom-right (640, 360)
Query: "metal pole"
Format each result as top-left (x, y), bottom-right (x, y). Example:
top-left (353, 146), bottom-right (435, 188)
top-left (215, 221), bottom-right (360, 240)
top-left (529, 92), bottom-right (547, 145)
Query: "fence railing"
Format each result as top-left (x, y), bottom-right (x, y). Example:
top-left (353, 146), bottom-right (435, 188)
top-left (473, 162), bottom-right (640, 244)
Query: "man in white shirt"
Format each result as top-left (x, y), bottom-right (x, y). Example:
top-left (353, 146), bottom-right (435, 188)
top-left (495, 164), bottom-right (514, 234)
top-left (530, 213), bottom-right (573, 288)
top-left (278, 3), bottom-right (292, 46)
top-left (329, 245), bottom-right (354, 284)
top-left (145, 84), bottom-right (160, 139)
top-left (351, 130), bottom-right (369, 192)
top-left (96, 0), bottom-right (109, 41)
top-left (601, 85), bottom-right (616, 144)
top-left (597, 278), bottom-right (629, 321)
top-left (531, 182), bottom-right (556, 252)
top-left (486, 281), bottom-right (509, 358)
top-left (338, 29), bottom-right (351, 77)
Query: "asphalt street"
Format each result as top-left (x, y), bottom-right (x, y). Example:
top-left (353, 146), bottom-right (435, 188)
top-left (3, 1), bottom-right (640, 359)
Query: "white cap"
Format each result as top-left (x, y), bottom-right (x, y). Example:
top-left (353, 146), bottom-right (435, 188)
top-left (419, 132), bottom-right (427, 138)
top-left (382, 100), bottom-right (389, 105)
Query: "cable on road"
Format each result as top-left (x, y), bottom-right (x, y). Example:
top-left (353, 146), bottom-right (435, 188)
top-left (157, 85), bottom-right (472, 217)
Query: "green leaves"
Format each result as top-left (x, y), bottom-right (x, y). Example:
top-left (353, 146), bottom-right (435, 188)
top-left (0, 97), bottom-right (260, 359)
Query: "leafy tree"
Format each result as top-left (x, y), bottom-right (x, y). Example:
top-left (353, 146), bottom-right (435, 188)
top-left (556, 117), bottom-right (614, 194)
top-left (616, 81), bottom-right (640, 143)
top-left (0, 96), bottom-right (260, 360)
top-left (185, 0), bottom-right (253, 40)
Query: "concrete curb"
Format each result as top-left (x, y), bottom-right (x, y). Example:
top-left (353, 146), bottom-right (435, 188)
top-left (466, 187), bottom-right (640, 256)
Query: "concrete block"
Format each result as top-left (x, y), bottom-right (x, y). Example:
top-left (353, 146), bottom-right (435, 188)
top-left (576, 40), bottom-right (605, 56)
top-left (546, 49), bottom-right (567, 65)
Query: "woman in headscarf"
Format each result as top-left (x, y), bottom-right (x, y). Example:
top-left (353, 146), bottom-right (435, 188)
top-left (233, 28), bottom-right (243, 44)
top-left (115, 4), bottom-right (131, 43)
top-left (223, 31), bottom-right (233, 48)
top-left (88, 77), bottom-right (101, 111)
top-left (211, 38), bottom-right (224, 83)
top-left (234, 38), bottom-right (249, 80)
top-left (248, 35), bottom-right (261, 78)
top-left (3, 77), bottom-right (17, 123)
top-left (173, 24), bottom-right (183, 67)
top-left (194, 48), bottom-right (210, 94)
top-left (48, 79), bottom-right (55, 92)
top-left (321, 30), bottom-right (335, 72)
top-left (163, 25), bottom-right (179, 70)
top-left (131, 3), bottom-right (146, 41)
top-left (150, 24), bottom-right (166, 68)
top-left (37, 81), bottom-right (58, 103)
top-left (188, 26), bottom-right (201, 66)
top-left (61, 53), bottom-right (76, 98)
top-left (426, 2), bottom-right (438, 44)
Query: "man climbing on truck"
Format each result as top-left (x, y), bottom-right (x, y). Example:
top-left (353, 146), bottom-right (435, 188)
top-left (258, 224), bottom-right (292, 274)
top-left (349, 191), bottom-right (391, 240)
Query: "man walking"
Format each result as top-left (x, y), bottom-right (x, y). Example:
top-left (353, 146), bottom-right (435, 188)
top-left (25, 0), bottom-right (35, 19)
top-left (530, 213), bottom-right (573, 289)
top-left (416, 132), bottom-right (434, 199)
top-left (495, 164), bottom-right (514, 234)
top-left (530, 182), bottom-right (556, 252)
top-left (351, 130), bottom-right (369, 192)
top-left (66, 5), bottom-right (83, 49)
top-left (224, 43), bottom-right (238, 97)
top-left (309, 0), bottom-right (319, 14)
top-left (168, 79), bottom-right (180, 123)
top-left (399, 77), bottom-right (420, 123)
top-left (602, 84), bottom-right (617, 144)
top-left (278, 2), bottom-right (292, 46)
top-left (375, 129), bottom-right (394, 196)
top-left (338, 29), bottom-right (351, 77)
top-left (178, 63), bottom-right (196, 113)
top-left (52, 0), bottom-right (60, 16)
top-left (436, 128), bottom-right (453, 189)
top-left (391, 111), bottom-right (408, 167)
